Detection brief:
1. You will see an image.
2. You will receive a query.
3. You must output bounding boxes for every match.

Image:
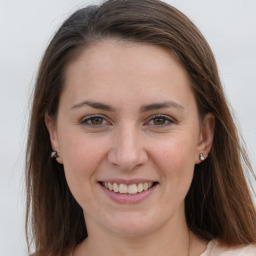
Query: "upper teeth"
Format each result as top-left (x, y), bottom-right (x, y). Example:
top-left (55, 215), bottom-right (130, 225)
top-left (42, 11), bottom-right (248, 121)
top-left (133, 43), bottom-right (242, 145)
top-left (103, 182), bottom-right (154, 194)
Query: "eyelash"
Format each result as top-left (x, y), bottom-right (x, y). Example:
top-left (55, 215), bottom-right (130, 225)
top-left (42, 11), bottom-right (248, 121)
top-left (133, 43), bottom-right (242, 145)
top-left (146, 114), bottom-right (175, 127)
top-left (80, 115), bottom-right (109, 127)
top-left (80, 114), bottom-right (175, 128)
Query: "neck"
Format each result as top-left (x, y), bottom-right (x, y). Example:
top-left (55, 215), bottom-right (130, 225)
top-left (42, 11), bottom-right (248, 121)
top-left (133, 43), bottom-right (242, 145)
top-left (77, 213), bottom-right (192, 256)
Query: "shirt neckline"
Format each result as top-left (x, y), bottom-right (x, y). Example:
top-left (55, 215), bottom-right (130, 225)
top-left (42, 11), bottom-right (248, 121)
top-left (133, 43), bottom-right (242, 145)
top-left (200, 239), bottom-right (215, 255)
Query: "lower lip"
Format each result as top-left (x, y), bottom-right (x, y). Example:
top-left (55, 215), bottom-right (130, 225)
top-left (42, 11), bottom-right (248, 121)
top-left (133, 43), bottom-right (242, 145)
top-left (100, 183), bottom-right (157, 204)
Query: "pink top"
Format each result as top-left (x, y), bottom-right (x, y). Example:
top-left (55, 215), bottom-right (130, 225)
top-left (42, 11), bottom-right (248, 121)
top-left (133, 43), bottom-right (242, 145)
top-left (201, 240), bottom-right (256, 255)
top-left (70, 240), bottom-right (256, 256)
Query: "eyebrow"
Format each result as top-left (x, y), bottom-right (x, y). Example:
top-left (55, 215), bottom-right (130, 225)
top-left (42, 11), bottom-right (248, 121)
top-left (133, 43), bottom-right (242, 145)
top-left (71, 100), bottom-right (184, 112)
top-left (140, 101), bottom-right (184, 112)
top-left (71, 100), bottom-right (114, 111)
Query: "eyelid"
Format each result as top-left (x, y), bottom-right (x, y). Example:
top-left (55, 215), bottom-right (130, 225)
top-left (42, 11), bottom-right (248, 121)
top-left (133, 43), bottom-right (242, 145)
top-left (145, 114), bottom-right (176, 126)
top-left (80, 114), bottom-right (111, 127)
top-left (79, 114), bottom-right (176, 128)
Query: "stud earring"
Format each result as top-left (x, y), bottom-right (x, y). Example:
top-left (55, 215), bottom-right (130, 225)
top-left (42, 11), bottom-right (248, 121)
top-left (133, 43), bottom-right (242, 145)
top-left (51, 151), bottom-right (59, 159)
top-left (199, 153), bottom-right (205, 161)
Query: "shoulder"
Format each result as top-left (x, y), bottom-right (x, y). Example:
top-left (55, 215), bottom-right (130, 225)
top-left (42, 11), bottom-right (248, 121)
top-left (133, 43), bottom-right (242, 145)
top-left (201, 239), bottom-right (256, 255)
top-left (29, 250), bottom-right (73, 256)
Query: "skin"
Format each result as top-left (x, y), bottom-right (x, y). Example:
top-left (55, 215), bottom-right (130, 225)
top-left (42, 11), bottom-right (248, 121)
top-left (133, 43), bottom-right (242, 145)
top-left (46, 40), bottom-right (215, 256)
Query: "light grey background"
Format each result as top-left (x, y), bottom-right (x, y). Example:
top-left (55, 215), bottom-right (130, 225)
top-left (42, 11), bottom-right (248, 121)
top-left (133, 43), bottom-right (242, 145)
top-left (0, 0), bottom-right (255, 255)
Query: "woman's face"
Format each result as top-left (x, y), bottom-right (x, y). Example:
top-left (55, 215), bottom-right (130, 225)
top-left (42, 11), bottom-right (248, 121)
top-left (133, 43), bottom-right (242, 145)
top-left (46, 40), bottom-right (214, 237)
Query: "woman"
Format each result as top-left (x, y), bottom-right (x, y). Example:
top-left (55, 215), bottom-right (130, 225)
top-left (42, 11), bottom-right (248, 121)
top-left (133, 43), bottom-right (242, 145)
top-left (26, 0), bottom-right (256, 255)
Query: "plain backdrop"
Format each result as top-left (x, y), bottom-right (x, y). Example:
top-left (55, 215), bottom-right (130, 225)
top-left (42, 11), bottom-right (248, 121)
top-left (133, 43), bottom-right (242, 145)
top-left (0, 0), bottom-right (255, 255)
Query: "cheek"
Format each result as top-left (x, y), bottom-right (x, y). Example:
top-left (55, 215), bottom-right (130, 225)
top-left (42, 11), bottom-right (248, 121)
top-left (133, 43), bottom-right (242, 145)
top-left (151, 133), bottom-right (197, 185)
top-left (153, 132), bottom-right (197, 165)
top-left (59, 131), bottom-right (108, 204)
top-left (60, 129), bottom-right (107, 171)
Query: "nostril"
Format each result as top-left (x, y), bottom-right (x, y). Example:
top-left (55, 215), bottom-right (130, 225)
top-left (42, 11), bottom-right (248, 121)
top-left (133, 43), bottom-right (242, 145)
top-left (107, 141), bottom-right (148, 171)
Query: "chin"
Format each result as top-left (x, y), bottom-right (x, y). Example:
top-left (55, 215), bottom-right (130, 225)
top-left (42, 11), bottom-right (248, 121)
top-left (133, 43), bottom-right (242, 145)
top-left (104, 212), bottom-right (157, 237)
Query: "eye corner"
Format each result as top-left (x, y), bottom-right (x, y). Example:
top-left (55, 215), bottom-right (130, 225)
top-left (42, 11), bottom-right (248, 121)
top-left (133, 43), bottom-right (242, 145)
top-left (145, 114), bottom-right (176, 127)
top-left (80, 114), bottom-right (111, 128)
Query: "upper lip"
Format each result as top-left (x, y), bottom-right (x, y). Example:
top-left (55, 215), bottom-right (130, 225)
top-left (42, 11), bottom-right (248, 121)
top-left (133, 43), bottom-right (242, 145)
top-left (99, 179), bottom-right (157, 185)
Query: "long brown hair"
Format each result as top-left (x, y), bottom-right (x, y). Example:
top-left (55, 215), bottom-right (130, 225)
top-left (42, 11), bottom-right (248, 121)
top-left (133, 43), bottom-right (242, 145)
top-left (26, 0), bottom-right (256, 255)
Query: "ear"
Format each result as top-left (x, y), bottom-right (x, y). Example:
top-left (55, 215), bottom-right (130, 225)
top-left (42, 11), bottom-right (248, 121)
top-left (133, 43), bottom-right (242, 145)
top-left (195, 113), bottom-right (215, 164)
top-left (45, 113), bottom-right (63, 164)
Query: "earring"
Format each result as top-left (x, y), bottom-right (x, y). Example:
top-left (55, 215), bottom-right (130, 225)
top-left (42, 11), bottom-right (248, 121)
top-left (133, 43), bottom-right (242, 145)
top-left (199, 153), bottom-right (205, 161)
top-left (51, 151), bottom-right (59, 159)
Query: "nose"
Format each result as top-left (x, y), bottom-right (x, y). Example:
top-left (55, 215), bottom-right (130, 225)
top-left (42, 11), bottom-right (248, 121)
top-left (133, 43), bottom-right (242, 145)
top-left (107, 123), bottom-right (148, 171)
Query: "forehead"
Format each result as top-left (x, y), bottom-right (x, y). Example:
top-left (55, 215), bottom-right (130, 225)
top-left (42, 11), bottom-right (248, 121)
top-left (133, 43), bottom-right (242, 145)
top-left (62, 39), bottom-right (195, 110)
top-left (67, 40), bottom-right (185, 74)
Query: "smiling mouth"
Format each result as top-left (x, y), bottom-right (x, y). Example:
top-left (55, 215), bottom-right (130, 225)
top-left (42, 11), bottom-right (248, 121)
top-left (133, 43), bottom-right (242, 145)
top-left (99, 181), bottom-right (157, 195)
